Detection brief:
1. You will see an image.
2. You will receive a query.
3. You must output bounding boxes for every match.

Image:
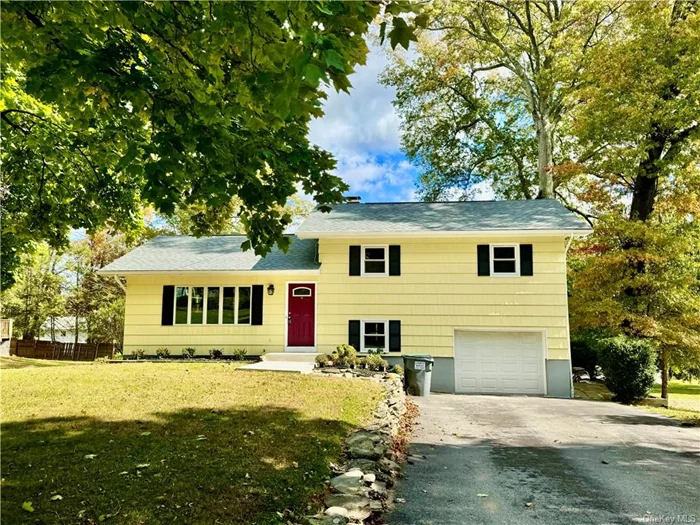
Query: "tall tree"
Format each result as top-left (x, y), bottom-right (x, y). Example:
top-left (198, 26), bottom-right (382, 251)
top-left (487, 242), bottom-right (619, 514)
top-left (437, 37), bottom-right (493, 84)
top-left (386, 0), bottom-right (619, 200)
top-left (0, 245), bottom-right (65, 339)
top-left (1, 0), bottom-right (419, 288)
top-left (567, 0), bottom-right (700, 397)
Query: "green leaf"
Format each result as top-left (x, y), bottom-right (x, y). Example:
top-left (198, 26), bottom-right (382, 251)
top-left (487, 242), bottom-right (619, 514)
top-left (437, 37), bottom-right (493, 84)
top-left (22, 501), bottom-right (34, 513)
top-left (414, 13), bottom-right (429, 29)
top-left (302, 63), bottom-right (324, 87)
top-left (388, 17), bottom-right (416, 51)
top-left (324, 49), bottom-right (345, 71)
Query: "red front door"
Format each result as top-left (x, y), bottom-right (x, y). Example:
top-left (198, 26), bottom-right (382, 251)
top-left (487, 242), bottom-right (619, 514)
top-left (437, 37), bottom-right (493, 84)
top-left (287, 283), bottom-right (316, 347)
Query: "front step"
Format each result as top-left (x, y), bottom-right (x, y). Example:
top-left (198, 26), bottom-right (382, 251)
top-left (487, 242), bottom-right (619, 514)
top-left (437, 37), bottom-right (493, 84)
top-left (262, 352), bottom-right (320, 363)
top-left (238, 361), bottom-right (315, 374)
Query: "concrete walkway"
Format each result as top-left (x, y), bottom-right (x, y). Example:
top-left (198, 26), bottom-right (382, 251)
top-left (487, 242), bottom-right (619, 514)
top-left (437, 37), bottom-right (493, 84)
top-left (237, 352), bottom-right (317, 374)
top-left (388, 394), bottom-right (700, 525)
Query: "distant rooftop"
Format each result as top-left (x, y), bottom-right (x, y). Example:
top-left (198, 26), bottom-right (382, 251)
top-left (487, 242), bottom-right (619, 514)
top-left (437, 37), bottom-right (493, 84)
top-left (98, 235), bottom-right (319, 274)
top-left (296, 199), bottom-right (591, 237)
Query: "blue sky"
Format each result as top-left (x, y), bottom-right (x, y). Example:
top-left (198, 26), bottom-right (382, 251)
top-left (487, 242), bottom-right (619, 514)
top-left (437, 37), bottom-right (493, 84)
top-left (308, 43), bottom-right (419, 203)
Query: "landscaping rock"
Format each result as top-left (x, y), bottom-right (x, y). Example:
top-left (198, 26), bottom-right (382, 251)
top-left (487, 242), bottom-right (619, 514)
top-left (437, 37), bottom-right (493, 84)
top-left (346, 430), bottom-right (386, 460)
top-left (347, 458), bottom-right (377, 472)
top-left (324, 494), bottom-right (372, 521)
top-left (362, 473), bottom-right (376, 484)
top-left (325, 507), bottom-right (349, 518)
top-left (330, 470), bottom-right (364, 495)
top-left (377, 457), bottom-right (401, 474)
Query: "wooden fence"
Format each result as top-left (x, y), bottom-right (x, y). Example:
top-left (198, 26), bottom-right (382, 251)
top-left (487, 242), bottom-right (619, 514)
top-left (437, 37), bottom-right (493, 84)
top-left (9, 339), bottom-right (115, 361)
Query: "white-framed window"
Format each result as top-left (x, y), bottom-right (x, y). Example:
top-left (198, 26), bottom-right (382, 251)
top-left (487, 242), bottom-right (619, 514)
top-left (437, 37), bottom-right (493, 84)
top-left (490, 245), bottom-right (520, 276)
top-left (174, 286), bottom-right (252, 325)
top-left (361, 320), bottom-right (388, 352)
top-left (361, 245), bottom-right (388, 277)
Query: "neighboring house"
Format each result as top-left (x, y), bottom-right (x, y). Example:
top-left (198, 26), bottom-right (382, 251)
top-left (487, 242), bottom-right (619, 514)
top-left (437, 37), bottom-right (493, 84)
top-left (99, 199), bottom-right (592, 397)
top-left (40, 317), bottom-right (87, 343)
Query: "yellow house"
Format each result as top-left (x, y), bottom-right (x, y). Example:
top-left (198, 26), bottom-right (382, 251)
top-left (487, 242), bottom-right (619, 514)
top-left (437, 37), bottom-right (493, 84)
top-left (99, 199), bottom-right (591, 397)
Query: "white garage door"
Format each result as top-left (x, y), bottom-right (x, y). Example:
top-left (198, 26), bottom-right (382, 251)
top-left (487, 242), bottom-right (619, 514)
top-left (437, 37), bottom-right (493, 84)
top-left (454, 330), bottom-right (545, 395)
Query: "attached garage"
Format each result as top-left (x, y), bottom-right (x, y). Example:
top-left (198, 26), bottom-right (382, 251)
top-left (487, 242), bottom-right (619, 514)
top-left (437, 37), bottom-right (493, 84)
top-left (454, 330), bottom-right (546, 395)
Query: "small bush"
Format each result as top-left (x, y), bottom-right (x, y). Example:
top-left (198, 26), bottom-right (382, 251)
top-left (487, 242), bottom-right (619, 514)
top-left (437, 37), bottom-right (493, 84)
top-left (366, 353), bottom-right (388, 371)
top-left (131, 349), bottom-right (145, 360)
top-left (356, 357), bottom-right (368, 369)
top-left (156, 347), bottom-right (170, 359)
top-left (232, 348), bottom-right (248, 361)
top-left (182, 347), bottom-right (196, 358)
top-left (391, 364), bottom-right (404, 376)
top-left (315, 354), bottom-right (330, 367)
top-left (209, 348), bottom-right (224, 359)
top-left (599, 336), bottom-right (656, 404)
top-left (333, 344), bottom-right (357, 368)
top-left (112, 351), bottom-right (123, 361)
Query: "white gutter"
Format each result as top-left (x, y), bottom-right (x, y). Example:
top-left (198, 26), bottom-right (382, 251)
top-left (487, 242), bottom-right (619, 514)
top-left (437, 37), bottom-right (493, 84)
top-left (98, 269), bottom-right (322, 277)
top-left (295, 229), bottom-right (592, 240)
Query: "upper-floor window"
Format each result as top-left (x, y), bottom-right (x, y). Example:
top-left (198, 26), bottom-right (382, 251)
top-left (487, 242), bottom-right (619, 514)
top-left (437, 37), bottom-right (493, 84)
top-left (174, 286), bottom-right (251, 325)
top-left (490, 245), bottom-right (519, 276)
top-left (362, 246), bottom-right (388, 276)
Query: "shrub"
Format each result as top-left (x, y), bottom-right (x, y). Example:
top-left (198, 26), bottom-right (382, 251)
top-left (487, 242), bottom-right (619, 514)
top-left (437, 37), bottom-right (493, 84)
top-left (112, 351), bottom-right (123, 361)
top-left (599, 336), bottom-right (656, 404)
top-left (209, 348), bottom-right (224, 359)
top-left (315, 354), bottom-right (330, 367)
top-left (232, 348), bottom-right (248, 361)
top-left (156, 347), bottom-right (170, 359)
top-left (391, 364), bottom-right (404, 376)
top-left (182, 347), bottom-right (196, 358)
top-left (333, 344), bottom-right (357, 368)
top-left (131, 349), bottom-right (145, 360)
top-left (366, 353), bottom-right (388, 371)
top-left (356, 357), bottom-right (368, 369)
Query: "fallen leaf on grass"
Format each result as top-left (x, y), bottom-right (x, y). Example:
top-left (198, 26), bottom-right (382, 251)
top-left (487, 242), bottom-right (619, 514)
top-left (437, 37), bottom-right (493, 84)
top-left (140, 432), bottom-right (151, 436)
top-left (601, 460), bottom-right (609, 465)
top-left (84, 454), bottom-right (98, 460)
top-left (50, 495), bottom-right (63, 501)
top-left (136, 463), bottom-right (150, 469)
top-left (477, 494), bottom-right (488, 498)
top-left (526, 502), bottom-right (534, 508)
top-left (22, 501), bottom-right (34, 512)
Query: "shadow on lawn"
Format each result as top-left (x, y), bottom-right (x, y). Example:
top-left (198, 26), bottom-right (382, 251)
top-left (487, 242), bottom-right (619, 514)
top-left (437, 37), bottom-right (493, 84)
top-left (2, 406), bottom-right (355, 525)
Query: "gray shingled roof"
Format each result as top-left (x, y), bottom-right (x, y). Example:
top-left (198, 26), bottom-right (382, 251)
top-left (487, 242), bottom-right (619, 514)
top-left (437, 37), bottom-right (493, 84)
top-left (296, 200), bottom-right (591, 235)
top-left (98, 235), bottom-right (319, 273)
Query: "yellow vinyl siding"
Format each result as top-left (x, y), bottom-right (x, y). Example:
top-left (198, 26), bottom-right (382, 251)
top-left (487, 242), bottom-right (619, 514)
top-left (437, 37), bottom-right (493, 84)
top-left (123, 274), bottom-right (297, 356)
top-left (315, 236), bottom-right (570, 360)
top-left (121, 236), bottom-right (571, 360)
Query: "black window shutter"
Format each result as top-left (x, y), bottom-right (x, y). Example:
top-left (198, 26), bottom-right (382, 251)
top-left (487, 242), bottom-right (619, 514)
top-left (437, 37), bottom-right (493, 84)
top-left (348, 320), bottom-right (361, 350)
top-left (161, 286), bottom-right (174, 326)
top-left (251, 285), bottom-right (264, 325)
top-left (477, 245), bottom-right (490, 276)
top-left (389, 245), bottom-right (401, 276)
top-left (349, 246), bottom-right (361, 276)
top-left (389, 320), bottom-right (401, 352)
top-left (520, 244), bottom-right (534, 276)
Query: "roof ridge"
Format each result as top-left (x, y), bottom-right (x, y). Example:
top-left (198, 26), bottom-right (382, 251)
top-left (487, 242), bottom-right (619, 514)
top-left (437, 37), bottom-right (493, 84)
top-left (339, 199), bottom-right (549, 205)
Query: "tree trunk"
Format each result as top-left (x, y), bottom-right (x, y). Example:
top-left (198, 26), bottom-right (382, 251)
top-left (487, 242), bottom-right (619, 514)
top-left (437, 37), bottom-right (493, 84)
top-left (535, 114), bottom-right (555, 199)
top-left (629, 174), bottom-right (659, 222)
top-left (661, 347), bottom-right (669, 399)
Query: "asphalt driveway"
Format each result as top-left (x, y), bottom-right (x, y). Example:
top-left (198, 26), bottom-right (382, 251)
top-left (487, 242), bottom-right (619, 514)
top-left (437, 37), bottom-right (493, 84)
top-left (388, 395), bottom-right (700, 525)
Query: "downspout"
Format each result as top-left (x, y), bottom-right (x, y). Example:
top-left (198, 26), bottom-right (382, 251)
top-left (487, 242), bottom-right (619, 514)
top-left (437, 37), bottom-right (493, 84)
top-left (564, 234), bottom-right (575, 398)
top-left (113, 275), bottom-right (126, 293)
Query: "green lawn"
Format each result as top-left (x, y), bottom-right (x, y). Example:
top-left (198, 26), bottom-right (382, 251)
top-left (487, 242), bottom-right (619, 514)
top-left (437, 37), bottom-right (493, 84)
top-left (1, 361), bottom-right (383, 524)
top-left (575, 379), bottom-right (700, 426)
top-left (0, 356), bottom-right (94, 369)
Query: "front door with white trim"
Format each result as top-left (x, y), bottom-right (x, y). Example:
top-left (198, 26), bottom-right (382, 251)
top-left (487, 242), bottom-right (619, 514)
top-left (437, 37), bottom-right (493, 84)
top-left (287, 283), bottom-right (316, 350)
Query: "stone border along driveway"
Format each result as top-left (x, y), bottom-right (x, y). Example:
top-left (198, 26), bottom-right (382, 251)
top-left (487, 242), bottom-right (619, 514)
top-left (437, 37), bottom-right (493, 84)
top-left (305, 370), bottom-right (408, 525)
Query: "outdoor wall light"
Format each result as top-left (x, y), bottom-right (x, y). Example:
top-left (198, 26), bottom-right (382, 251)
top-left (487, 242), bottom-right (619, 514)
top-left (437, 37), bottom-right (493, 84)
top-left (267, 284), bottom-right (275, 296)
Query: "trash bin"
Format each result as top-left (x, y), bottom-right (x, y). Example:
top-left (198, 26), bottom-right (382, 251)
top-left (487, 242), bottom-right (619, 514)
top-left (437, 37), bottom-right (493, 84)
top-left (403, 355), bottom-right (434, 397)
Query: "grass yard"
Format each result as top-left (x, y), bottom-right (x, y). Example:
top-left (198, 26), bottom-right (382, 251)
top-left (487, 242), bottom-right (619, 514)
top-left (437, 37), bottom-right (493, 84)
top-left (575, 379), bottom-right (700, 426)
top-left (0, 356), bottom-right (94, 370)
top-left (1, 360), bottom-right (383, 524)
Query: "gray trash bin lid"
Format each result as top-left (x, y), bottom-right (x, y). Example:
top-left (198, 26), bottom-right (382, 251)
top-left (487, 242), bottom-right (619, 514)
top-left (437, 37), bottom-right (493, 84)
top-left (403, 354), bottom-right (434, 363)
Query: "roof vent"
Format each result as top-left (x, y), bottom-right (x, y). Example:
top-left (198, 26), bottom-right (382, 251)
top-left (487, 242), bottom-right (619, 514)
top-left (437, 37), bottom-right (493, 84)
top-left (346, 196), bottom-right (362, 204)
